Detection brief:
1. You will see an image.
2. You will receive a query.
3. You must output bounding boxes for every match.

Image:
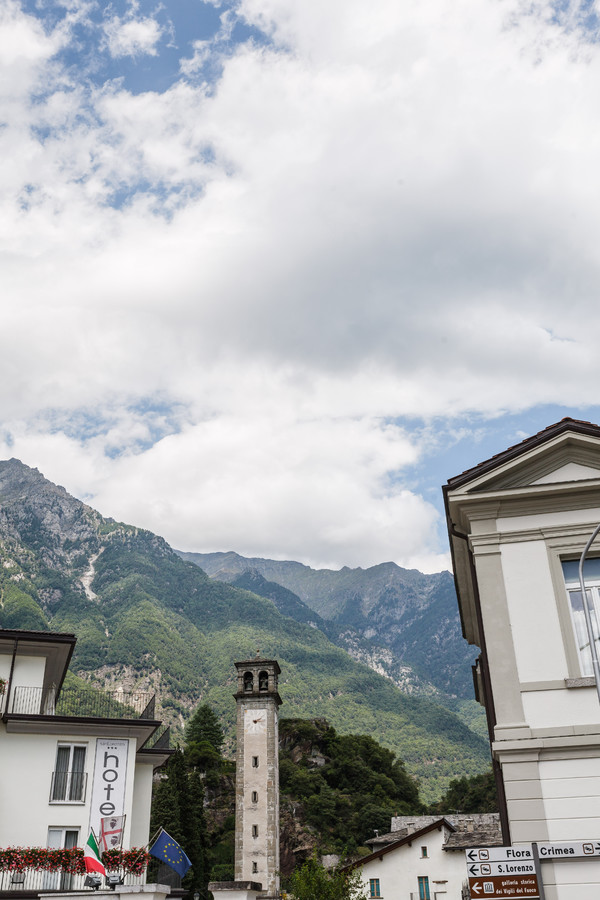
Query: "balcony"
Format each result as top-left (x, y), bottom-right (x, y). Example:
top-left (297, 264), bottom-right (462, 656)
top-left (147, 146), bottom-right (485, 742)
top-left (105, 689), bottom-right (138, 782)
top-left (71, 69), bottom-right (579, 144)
top-left (0, 869), bottom-right (146, 893)
top-left (1, 686), bottom-right (156, 720)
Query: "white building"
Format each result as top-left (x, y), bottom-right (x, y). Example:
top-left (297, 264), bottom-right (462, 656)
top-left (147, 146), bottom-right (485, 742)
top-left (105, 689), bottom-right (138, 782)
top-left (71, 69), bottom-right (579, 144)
top-left (444, 417), bottom-right (600, 899)
top-left (345, 814), bottom-right (501, 900)
top-left (0, 627), bottom-right (171, 891)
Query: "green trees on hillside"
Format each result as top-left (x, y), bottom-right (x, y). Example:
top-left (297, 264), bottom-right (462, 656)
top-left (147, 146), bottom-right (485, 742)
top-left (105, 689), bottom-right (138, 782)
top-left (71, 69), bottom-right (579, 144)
top-left (150, 750), bottom-right (209, 896)
top-left (286, 855), bottom-right (367, 900)
top-left (431, 767), bottom-right (498, 814)
top-left (185, 703), bottom-right (225, 752)
top-left (279, 718), bottom-right (424, 853)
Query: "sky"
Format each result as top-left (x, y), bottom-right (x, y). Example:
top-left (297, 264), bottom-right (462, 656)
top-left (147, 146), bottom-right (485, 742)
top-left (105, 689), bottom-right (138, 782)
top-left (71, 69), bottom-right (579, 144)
top-left (2, 0), bottom-right (600, 573)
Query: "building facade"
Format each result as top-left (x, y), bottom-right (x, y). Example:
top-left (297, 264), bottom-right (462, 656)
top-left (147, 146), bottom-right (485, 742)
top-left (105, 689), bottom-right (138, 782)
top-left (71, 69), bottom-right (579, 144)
top-left (346, 814), bottom-right (502, 900)
top-left (444, 418), bottom-right (600, 899)
top-left (0, 628), bottom-right (170, 890)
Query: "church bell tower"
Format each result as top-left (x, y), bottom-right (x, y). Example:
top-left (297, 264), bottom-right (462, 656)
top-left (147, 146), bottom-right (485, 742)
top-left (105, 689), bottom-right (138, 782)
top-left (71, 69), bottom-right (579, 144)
top-left (234, 657), bottom-right (281, 896)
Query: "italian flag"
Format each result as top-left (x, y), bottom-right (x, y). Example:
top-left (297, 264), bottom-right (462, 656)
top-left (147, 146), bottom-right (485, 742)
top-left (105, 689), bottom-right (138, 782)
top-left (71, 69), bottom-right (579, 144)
top-left (84, 832), bottom-right (106, 876)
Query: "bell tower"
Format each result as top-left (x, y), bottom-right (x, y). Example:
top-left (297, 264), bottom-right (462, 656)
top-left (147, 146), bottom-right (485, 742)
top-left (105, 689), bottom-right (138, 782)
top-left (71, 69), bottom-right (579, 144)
top-left (234, 657), bottom-right (281, 896)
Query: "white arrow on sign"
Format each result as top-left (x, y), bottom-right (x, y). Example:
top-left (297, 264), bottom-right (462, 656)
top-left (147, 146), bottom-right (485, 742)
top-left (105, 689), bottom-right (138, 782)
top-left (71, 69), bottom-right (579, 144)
top-left (465, 845), bottom-right (533, 863)
top-left (470, 882), bottom-right (482, 895)
top-left (468, 861), bottom-right (536, 877)
top-left (537, 841), bottom-right (600, 860)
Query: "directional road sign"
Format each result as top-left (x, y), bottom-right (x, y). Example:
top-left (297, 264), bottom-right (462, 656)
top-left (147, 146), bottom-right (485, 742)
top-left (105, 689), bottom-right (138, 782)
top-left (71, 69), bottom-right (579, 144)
top-left (536, 840), bottom-right (600, 859)
top-left (466, 846), bottom-right (533, 863)
top-left (468, 874), bottom-right (540, 898)
top-left (466, 847), bottom-right (539, 899)
top-left (468, 861), bottom-right (536, 877)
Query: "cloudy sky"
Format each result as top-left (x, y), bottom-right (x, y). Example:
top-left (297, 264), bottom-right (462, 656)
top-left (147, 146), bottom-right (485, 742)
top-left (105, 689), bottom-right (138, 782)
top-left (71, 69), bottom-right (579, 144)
top-left (2, 0), bottom-right (600, 572)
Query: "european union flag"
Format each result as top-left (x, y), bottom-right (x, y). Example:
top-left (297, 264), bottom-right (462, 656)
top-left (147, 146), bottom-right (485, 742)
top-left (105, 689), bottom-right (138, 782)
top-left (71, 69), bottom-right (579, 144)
top-left (149, 829), bottom-right (192, 878)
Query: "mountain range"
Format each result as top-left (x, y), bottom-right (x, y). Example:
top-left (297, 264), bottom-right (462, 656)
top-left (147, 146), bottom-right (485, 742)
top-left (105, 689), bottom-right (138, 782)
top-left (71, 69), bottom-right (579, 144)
top-left (178, 551), bottom-right (485, 734)
top-left (0, 459), bottom-right (489, 800)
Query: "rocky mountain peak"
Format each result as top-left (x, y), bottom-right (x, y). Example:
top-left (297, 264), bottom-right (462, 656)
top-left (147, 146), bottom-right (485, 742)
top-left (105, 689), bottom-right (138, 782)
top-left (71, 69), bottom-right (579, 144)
top-left (0, 458), bottom-right (100, 568)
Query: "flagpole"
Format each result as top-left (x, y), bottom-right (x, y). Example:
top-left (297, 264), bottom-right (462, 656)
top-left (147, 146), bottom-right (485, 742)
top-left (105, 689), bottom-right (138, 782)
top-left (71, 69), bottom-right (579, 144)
top-left (128, 827), bottom-right (163, 873)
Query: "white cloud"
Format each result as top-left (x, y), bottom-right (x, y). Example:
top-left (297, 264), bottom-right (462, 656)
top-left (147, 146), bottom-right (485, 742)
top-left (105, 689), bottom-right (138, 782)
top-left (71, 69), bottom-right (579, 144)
top-left (2, 0), bottom-right (600, 568)
top-left (0, 408), bottom-right (448, 571)
top-left (103, 14), bottom-right (163, 58)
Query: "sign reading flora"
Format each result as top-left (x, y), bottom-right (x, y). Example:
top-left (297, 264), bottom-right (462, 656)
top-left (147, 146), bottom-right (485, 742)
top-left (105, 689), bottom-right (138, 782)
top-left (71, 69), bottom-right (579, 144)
top-left (466, 847), bottom-right (539, 899)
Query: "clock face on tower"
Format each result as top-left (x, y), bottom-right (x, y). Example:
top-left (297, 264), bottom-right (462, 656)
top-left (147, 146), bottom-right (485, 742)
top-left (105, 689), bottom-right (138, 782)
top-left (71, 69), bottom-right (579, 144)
top-left (244, 708), bottom-right (267, 735)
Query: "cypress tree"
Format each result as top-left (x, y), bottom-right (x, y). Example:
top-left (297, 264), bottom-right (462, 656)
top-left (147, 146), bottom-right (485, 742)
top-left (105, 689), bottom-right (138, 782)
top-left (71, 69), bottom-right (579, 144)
top-left (185, 704), bottom-right (224, 754)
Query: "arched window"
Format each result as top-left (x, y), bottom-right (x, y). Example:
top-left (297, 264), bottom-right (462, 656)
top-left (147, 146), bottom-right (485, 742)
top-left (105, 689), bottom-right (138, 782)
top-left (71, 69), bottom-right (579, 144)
top-left (244, 672), bottom-right (254, 692)
top-left (258, 671), bottom-right (269, 691)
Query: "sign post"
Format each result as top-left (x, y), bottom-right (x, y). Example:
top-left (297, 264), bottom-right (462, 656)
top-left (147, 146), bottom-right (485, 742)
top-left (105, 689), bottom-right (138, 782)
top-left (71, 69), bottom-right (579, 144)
top-left (531, 844), bottom-right (546, 900)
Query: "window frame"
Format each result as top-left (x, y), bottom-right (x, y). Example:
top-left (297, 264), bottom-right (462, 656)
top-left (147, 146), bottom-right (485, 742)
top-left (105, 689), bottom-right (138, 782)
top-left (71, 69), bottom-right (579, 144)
top-left (562, 558), bottom-right (600, 677)
top-left (369, 878), bottom-right (381, 899)
top-left (46, 828), bottom-right (80, 890)
top-left (545, 536), bottom-right (600, 678)
top-left (50, 743), bottom-right (87, 804)
top-left (418, 875), bottom-right (430, 900)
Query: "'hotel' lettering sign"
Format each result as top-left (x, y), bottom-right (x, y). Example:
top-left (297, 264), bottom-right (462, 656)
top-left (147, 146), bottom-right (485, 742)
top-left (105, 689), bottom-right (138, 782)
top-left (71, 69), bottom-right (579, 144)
top-left (89, 739), bottom-right (129, 839)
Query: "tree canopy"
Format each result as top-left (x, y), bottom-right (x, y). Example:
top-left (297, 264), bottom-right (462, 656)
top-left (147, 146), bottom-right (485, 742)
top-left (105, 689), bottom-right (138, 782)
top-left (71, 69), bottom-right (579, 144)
top-left (285, 855), bottom-right (367, 900)
top-left (431, 767), bottom-right (498, 814)
top-left (185, 703), bottom-right (225, 754)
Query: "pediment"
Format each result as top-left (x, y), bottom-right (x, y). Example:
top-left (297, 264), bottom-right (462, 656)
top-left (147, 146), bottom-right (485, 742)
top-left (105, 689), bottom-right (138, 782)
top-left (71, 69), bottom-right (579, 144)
top-left (454, 431), bottom-right (600, 494)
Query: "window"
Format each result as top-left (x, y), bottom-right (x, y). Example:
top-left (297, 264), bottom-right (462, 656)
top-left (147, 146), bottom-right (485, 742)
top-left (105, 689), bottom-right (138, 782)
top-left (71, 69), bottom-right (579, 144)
top-left (421, 845), bottom-right (428, 858)
top-left (418, 876), bottom-right (430, 900)
top-left (252, 825), bottom-right (259, 838)
top-left (244, 672), bottom-right (254, 692)
top-left (563, 559), bottom-right (600, 675)
top-left (252, 756), bottom-right (259, 768)
top-left (50, 744), bottom-right (86, 802)
top-left (251, 791), bottom-right (258, 803)
top-left (259, 670), bottom-right (269, 691)
top-left (369, 879), bottom-right (381, 898)
top-left (252, 862), bottom-right (258, 874)
top-left (46, 829), bottom-right (79, 890)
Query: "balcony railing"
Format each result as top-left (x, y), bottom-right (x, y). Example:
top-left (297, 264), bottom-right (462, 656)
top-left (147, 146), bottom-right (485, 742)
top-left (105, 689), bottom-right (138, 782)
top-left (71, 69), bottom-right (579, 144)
top-left (4, 686), bottom-right (156, 720)
top-left (0, 868), bottom-right (146, 892)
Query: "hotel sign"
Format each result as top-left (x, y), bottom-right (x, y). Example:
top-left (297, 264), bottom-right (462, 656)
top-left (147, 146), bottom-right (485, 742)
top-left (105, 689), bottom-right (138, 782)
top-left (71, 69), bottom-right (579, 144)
top-left (89, 739), bottom-right (129, 839)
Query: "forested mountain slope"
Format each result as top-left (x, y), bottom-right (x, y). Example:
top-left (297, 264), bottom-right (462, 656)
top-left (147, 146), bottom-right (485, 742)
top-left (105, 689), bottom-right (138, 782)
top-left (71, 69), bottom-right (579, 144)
top-left (179, 550), bottom-right (480, 702)
top-left (0, 459), bottom-right (489, 799)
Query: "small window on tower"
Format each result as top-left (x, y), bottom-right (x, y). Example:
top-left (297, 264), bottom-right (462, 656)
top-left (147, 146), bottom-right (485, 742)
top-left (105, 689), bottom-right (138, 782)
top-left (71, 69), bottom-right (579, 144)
top-left (252, 756), bottom-right (259, 768)
top-left (252, 791), bottom-right (258, 803)
top-left (252, 825), bottom-right (259, 838)
top-left (259, 670), bottom-right (269, 691)
top-left (244, 672), bottom-right (254, 692)
top-left (252, 862), bottom-right (258, 874)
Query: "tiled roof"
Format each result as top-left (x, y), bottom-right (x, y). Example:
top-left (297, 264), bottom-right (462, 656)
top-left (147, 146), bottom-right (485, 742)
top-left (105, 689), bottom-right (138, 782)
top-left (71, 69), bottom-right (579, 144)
top-left (366, 814), bottom-right (502, 850)
top-left (444, 825), bottom-right (503, 850)
top-left (445, 417), bottom-right (600, 490)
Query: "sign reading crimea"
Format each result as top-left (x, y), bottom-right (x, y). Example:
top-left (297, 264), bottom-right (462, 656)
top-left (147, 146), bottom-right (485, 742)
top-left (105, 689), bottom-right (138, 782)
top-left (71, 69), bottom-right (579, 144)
top-left (537, 840), bottom-right (600, 859)
top-left (466, 847), bottom-right (539, 899)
